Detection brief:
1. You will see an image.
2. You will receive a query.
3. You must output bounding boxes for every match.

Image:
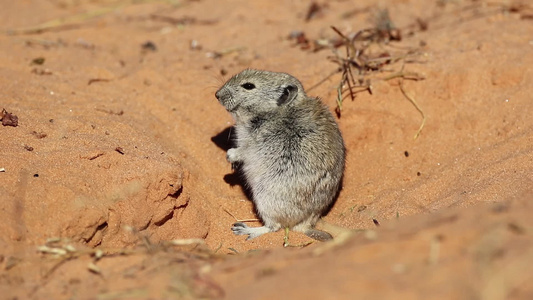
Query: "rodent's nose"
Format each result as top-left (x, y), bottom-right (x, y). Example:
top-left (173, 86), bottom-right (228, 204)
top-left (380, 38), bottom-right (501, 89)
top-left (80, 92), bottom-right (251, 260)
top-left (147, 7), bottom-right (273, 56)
top-left (215, 88), bottom-right (229, 102)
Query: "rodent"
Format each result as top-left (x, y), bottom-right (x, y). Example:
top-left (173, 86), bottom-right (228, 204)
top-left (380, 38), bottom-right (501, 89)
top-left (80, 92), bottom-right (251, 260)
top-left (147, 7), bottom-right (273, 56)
top-left (215, 69), bottom-right (345, 241)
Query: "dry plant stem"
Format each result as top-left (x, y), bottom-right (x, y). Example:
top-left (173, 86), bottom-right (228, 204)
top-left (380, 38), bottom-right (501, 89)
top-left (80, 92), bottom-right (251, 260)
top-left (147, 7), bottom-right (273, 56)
top-left (346, 62), bottom-right (359, 91)
top-left (42, 257), bottom-right (72, 279)
top-left (140, 235), bottom-right (155, 252)
top-left (223, 207), bottom-right (259, 222)
top-left (283, 227), bottom-right (313, 248)
top-left (366, 53), bottom-right (415, 65)
top-left (307, 68), bottom-right (341, 92)
top-left (168, 238), bottom-right (205, 246)
top-left (6, 0), bottom-right (177, 35)
top-left (38, 245), bottom-right (135, 258)
top-left (331, 26), bottom-right (349, 43)
top-left (336, 84), bottom-right (343, 115)
top-left (7, 6), bottom-right (119, 35)
top-left (330, 26), bottom-right (360, 115)
top-left (215, 47), bottom-right (246, 57)
top-left (341, 85), bottom-right (372, 100)
top-left (311, 26), bottom-right (426, 121)
top-left (399, 80), bottom-right (426, 140)
top-left (329, 26), bottom-right (396, 115)
top-left (38, 237), bottom-right (207, 280)
top-left (345, 68), bottom-right (357, 101)
top-left (383, 71), bottom-right (426, 81)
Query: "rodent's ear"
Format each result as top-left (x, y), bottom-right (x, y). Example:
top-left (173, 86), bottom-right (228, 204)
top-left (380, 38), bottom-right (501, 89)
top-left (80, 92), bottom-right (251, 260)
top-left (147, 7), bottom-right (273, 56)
top-left (277, 85), bottom-right (298, 106)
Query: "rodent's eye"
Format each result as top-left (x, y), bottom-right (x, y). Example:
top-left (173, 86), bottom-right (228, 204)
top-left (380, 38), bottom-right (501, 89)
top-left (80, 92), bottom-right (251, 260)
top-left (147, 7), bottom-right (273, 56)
top-left (241, 83), bottom-right (256, 90)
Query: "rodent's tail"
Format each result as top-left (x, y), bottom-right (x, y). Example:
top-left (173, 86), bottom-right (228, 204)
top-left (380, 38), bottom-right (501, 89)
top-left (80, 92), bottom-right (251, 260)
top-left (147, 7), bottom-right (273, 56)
top-left (315, 219), bottom-right (354, 239)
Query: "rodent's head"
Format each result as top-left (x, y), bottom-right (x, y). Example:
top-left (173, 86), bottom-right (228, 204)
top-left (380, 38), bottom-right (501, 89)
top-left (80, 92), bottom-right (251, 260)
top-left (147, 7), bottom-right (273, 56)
top-left (215, 69), bottom-right (307, 120)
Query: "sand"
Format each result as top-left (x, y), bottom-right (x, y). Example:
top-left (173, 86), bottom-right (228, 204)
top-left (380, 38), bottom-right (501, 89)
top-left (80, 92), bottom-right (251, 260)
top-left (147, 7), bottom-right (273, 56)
top-left (1, 0), bottom-right (532, 299)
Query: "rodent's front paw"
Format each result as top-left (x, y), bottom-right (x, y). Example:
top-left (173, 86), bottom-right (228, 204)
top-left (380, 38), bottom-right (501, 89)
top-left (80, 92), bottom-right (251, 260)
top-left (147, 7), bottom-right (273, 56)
top-left (226, 148), bottom-right (242, 170)
top-left (228, 148), bottom-right (245, 170)
top-left (226, 148), bottom-right (240, 163)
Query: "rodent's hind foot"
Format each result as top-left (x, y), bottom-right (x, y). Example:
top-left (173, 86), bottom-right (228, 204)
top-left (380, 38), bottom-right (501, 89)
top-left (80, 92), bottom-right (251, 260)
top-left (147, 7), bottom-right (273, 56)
top-left (232, 222), bottom-right (273, 240)
top-left (305, 229), bottom-right (333, 242)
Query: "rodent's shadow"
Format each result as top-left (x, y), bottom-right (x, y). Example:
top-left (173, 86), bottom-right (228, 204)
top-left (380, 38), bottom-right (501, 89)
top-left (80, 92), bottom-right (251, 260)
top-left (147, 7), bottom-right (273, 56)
top-left (211, 126), bottom-right (234, 152)
top-left (211, 126), bottom-right (253, 201)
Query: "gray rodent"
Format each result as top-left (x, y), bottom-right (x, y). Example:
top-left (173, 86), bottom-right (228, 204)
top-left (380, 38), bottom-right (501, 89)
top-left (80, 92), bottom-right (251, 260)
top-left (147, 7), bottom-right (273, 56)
top-left (215, 69), bottom-right (345, 241)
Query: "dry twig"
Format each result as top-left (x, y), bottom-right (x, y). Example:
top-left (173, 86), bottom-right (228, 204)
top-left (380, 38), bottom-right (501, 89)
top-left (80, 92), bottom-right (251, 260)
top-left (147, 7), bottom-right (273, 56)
top-left (308, 19), bottom-right (427, 138)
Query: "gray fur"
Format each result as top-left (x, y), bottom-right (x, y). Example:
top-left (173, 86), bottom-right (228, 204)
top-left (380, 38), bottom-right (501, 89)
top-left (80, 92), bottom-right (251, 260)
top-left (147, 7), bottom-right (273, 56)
top-left (215, 69), bottom-right (345, 241)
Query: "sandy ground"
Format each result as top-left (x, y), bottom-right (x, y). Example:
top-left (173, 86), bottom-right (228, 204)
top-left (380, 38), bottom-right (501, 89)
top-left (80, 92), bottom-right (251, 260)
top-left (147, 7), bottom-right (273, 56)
top-left (1, 0), bottom-right (532, 299)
